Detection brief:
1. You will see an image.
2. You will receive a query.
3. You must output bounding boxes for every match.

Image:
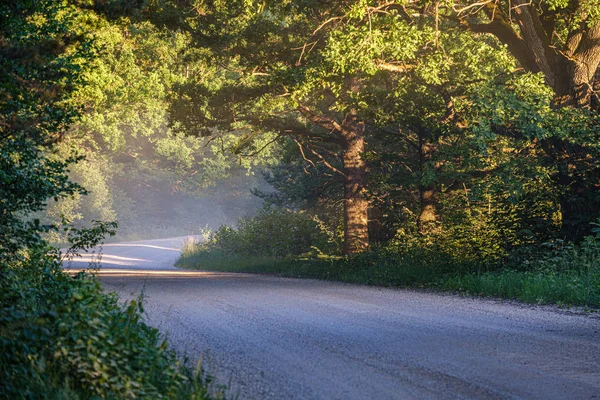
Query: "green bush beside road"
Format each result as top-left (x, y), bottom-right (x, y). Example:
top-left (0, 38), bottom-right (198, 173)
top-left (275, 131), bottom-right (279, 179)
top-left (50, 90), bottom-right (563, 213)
top-left (1, 246), bottom-right (222, 399)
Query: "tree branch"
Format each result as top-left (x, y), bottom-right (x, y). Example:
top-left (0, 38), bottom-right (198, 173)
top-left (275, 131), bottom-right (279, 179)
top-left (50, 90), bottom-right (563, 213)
top-left (375, 60), bottom-right (414, 73)
top-left (296, 103), bottom-right (343, 133)
top-left (306, 145), bottom-right (346, 177)
top-left (461, 2), bottom-right (540, 73)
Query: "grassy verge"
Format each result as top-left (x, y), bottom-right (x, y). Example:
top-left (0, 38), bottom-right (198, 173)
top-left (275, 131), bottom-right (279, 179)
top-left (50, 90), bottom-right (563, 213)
top-left (177, 241), bottom-right (600, 308)
top-left (439, 269), bottom-right (600, 306)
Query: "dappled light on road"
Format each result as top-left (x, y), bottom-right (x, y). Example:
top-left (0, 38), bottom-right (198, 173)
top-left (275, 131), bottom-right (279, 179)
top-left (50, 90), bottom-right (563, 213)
top-left (103, 243), bottom-right (181, 251)
top-left (65, 254), bottom-right (150, 266)
top-left (67, 268), bottom-right (237, 279)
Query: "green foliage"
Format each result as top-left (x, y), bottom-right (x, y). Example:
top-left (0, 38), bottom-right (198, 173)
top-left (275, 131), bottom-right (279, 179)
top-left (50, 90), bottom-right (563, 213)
top-left (0, 247), bottom-right (220, 399)
top-left (0, 0), bottom-right (90, 256)
top-left (470, 72), bottom-right (600, 239)
top-left (187, 207), bottom-right (337, 260)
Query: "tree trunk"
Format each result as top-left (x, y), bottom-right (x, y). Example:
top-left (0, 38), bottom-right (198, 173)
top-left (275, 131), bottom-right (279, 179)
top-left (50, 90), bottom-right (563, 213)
top-left (464, 3), bottom-right (600, 110)
top-left (554, 24), bottom-right (600, 109)
top-left (341, 111), bottom-right (369, 254)
top-left (294, 105), bottom-right (370, 254)
top-left (418, 187), bottom-right (437, 234)
top-left (416, 127), bottom-right (437, 234)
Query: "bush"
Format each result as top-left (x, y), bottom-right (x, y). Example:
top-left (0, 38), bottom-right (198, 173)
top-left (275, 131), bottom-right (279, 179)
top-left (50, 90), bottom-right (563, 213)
top-left (0, 247), bottom-right (221, 399)
top-left (202, 208), bottom-right (337, 259)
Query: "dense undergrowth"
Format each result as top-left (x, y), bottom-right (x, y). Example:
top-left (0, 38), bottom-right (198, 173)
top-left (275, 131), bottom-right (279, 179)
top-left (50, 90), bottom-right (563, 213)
top-left (0, 246), bottom-right (223, 399)
top-left (178, 210), bottom-right (600, 308)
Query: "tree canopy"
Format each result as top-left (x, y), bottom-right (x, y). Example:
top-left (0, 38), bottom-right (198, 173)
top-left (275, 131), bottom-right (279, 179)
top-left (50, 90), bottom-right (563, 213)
top-left (3, 0), bottom-right (600, 255)
top-left (154, 0), bottom-right (598, 253)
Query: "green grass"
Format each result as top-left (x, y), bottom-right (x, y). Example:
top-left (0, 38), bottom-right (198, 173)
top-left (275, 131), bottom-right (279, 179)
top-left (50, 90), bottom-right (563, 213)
top-left (440, 269), bottom-right (600, 306)
top-left (177, 243), bottom-right (600, 308)
top-left (176, 247), bottom-right (445, 286)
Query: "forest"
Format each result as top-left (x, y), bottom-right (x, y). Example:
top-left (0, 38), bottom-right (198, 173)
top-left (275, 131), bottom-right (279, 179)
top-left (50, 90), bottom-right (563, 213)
top-left (1, 0), bottom-right (600, 397)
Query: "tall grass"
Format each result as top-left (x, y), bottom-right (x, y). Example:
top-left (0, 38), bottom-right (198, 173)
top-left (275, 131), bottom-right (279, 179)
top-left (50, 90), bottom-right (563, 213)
top-left (439, 237), bottom-right (600, 306)
top-left (178, 233), bottom-right (600, 308)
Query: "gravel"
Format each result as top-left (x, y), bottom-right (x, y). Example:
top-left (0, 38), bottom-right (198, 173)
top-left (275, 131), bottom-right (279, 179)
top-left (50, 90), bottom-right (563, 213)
top-left (84, 238), bottom-right (600, 400)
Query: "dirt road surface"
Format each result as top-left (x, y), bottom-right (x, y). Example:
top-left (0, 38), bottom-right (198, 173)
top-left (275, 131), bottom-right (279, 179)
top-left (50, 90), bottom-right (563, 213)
top-left (67, 238), bottom-right (600, 399)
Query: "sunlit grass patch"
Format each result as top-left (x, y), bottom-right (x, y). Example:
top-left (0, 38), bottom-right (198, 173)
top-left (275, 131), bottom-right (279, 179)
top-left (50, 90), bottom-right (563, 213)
top-left (440, 269), bottom-right (600, 307)
top-left (178, 236), bottom-right (600, 308)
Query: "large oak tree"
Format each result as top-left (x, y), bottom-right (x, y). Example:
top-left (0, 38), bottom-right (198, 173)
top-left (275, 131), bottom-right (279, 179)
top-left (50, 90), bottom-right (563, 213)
top-left (453, 0), bottom-right (600, 109)
top-left (166, 0), bottom-right (511, 252)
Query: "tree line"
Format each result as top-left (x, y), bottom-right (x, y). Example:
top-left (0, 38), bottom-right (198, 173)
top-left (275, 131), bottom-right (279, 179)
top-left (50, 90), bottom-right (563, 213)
top-left (158, 0), bottom-right (600, 256)
top-left (3, 0), bottom-right (600, 260)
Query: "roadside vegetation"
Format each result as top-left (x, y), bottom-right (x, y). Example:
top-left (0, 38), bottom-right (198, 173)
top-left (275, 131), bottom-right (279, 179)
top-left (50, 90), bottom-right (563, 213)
top-left (178, 211), bottom-right (600, 307)
top-left (1, 246), bottom-right (222, 399)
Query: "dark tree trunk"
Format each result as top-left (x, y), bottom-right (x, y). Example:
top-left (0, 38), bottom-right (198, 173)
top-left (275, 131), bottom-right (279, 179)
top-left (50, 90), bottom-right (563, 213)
top-left (341, 111), bottom-right (369, 254)
top-left (553, 25), bottom-right (600, 109)
top-left (418, 187), bottom-right (437, 234)
top-left (464, 2), bottom-right (600, 110)
top-left (416, 126), bottom-right (438, 234)
top-left (294, 105), bottom-right (370, 254)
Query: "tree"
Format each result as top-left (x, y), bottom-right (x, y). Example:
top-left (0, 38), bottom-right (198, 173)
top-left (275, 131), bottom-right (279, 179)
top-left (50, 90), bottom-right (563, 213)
top-left (0, 0), bottom-right (91, 257)
top-left (453, 0), bottom-right (600, 109)
top-left (164, 0), bottom-right (513, 252)
top-left (167, 1), bottom-right (373, 253)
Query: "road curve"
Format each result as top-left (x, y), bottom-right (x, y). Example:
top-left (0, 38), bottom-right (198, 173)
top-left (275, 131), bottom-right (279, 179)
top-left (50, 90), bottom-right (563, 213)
top-left (69, 238), bottom-right (600, 399)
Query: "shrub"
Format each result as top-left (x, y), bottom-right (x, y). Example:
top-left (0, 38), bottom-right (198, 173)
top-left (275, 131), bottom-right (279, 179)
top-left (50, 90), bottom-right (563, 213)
top-left (0, 247), bottom-right (220, 399)
top-left (204, 208), bottom-right (337, 259)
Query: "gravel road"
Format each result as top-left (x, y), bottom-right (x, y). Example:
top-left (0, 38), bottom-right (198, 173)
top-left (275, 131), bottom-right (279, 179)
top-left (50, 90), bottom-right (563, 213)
top-left (70, 238), bottom-right (600, 399)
